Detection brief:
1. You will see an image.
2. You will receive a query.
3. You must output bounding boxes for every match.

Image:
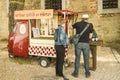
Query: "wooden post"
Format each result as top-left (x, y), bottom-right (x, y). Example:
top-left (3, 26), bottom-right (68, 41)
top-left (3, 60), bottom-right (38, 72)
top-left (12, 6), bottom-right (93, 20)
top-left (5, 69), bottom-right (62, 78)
top-left (89, 40), bottom-right (103, 71)
top-left (90, 45), bottom-right (97, 71)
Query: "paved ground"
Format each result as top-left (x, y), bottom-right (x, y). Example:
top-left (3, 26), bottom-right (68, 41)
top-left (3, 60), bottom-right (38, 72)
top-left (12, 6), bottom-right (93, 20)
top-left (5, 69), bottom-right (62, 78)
top-left (0, 42), bottom-right (120, 80)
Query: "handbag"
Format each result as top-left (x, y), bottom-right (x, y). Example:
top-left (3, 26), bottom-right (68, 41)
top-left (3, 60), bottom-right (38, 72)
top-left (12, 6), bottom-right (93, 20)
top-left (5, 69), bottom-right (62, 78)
top-left (72, 24), bottom-right (89, 45)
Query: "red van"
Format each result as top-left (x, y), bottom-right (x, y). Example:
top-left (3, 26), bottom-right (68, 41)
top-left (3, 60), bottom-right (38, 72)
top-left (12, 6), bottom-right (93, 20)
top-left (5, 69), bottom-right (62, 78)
top-left (8, 9), bottom-right (78, 67)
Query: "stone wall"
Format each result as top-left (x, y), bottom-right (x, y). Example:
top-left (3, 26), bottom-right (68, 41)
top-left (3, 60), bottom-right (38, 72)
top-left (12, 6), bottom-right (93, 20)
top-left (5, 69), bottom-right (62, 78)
top-left (0, 0), bottom-right (120, 43)
top-left (24, 0), bottom-right (120, 43)
top-left (89, 14), bottom-right (120, 42)
top-left (24, 0), bottom-right (41, 10)
top-left (67, 0), bottom-right (120, 43)
top-left (0, 0), bottom-right (9, 39)
top-left (67, 0), bottom-right (98, 12)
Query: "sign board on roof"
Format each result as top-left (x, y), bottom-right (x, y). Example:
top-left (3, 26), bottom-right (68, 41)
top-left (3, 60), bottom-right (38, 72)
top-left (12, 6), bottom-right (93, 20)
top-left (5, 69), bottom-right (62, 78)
top-left (14, 9), bottom-right (53, 19)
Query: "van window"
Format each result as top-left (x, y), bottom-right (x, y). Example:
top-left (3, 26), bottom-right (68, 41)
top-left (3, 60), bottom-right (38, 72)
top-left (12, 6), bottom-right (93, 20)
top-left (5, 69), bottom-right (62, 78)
top-left (20, 24), bottom-right (26, 34)
top-left (39, 19), bottom-right (57, 36)
top-left (30, 16), bottom-right (58, 38)
top-left (13, 26), bottom-right (16, 33)
top-left (32, 27), bottom-right (40, 37)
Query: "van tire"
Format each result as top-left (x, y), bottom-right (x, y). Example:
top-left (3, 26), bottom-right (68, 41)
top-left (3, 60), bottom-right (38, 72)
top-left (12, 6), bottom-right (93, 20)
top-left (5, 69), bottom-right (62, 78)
top-left (8, 53), bottom-right (15, 58)
top-left (39, 57), bottom-right (50, 68)
top-left (64, 59), bottom-right (70, 67)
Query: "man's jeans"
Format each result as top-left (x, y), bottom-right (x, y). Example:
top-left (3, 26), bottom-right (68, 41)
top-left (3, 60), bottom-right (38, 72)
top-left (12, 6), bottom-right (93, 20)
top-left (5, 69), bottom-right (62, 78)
top-left (73, 42), bottom-right (90, 75)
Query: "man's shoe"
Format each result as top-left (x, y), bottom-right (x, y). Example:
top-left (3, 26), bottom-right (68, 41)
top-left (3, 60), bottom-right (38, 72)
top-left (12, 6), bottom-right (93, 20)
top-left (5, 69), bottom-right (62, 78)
top-left (86, 72), bottom-right (91, 78)
top-left (71, 73), bottom-right (78, 78)
top-left (63, 77), bottom-right (69, 80)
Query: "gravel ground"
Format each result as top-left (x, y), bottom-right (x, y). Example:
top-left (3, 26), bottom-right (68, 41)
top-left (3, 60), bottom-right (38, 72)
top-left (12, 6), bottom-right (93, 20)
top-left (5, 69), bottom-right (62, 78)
top-left (0, 42), bottom-right (120, 80)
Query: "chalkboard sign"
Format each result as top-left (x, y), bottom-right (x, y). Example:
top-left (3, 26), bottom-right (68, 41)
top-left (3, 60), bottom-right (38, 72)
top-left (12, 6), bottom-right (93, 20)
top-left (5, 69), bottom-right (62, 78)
top-left (103, 0), bottom-right (118, 9)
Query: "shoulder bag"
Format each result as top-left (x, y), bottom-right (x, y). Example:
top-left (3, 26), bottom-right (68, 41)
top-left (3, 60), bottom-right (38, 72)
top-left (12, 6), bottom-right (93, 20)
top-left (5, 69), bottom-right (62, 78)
top-left (72, 24), bottom-right (89, 45)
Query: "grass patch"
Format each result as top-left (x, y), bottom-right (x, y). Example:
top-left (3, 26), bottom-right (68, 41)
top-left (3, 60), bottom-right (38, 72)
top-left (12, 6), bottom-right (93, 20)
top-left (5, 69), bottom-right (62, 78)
top-left (9, 56), bottom-right (38, 65)
top-left (0, 38), bottom-right (8, 51)
top-left (0, 38), bottom-right (8, 42)
top-left (1, 47), bottom-right (7, 51)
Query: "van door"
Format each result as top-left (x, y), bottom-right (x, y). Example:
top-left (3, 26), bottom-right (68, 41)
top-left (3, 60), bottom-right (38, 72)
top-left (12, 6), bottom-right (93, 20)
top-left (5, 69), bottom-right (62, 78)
top-left (13, 20), bottom-right (29, 57)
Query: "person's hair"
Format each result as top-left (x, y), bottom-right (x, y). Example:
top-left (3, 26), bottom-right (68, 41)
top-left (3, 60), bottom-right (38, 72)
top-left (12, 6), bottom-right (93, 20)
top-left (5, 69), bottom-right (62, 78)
top-left (58, 18), bottom-right (65, 25)
top-left (82, 18), bottom-right (88, 21)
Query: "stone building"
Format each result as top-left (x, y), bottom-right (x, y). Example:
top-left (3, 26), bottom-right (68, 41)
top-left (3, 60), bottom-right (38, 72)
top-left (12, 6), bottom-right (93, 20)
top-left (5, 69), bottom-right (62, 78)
top-left (0, 0), bottom-right (9, 39)
top-left (0, 0), bottom-right (120, 44)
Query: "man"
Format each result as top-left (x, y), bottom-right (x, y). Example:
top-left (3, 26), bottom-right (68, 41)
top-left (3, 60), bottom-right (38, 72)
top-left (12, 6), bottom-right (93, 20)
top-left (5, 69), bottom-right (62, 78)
top-left (72, 14), bottom-right (93, 78)
top-left (54, 18), bottom-right (69, 80)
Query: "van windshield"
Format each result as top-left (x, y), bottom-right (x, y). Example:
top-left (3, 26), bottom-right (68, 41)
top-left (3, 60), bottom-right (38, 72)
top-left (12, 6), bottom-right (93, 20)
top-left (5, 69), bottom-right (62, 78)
top-left (13, 25), bottom-right (17, 34)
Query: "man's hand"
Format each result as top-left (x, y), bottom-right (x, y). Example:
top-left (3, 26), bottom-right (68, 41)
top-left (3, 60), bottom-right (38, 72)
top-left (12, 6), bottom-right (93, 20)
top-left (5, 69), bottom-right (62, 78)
top-left (89, 33), bottom-right (93, 39)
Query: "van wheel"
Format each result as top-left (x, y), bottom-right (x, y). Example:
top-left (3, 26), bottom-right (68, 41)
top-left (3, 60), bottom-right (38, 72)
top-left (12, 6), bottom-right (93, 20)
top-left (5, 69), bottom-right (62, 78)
top-left (64, 59), bottom-right (70, 67)
top-left (39, 57), bottom-right (50, 68)
top-left (8, 53), bottom-right (15, 58)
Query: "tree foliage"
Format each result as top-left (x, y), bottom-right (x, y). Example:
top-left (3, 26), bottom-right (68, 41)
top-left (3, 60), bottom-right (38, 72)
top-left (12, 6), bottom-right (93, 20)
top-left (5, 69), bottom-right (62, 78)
top-left (9, 0), bottom-right (25, 33)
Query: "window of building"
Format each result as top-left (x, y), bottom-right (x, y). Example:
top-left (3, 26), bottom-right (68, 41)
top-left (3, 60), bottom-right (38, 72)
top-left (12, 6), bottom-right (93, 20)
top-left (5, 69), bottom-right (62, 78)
top-left (98, 0), bottom-right (120, 14)
top-left (41, 0), bottom-right (66, 10)
top-left (45, 0), bottom-right (62, 10)
top-left (103, 0), bottom-right (118, 9)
